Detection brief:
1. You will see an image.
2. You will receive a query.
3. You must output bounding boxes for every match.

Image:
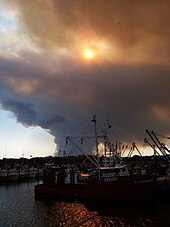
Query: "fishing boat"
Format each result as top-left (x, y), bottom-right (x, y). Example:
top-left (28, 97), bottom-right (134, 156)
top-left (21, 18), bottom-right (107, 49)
top-left (0, 169), bottom-right (19, 182)
top-left (35, 116), bottom-right (157, 202)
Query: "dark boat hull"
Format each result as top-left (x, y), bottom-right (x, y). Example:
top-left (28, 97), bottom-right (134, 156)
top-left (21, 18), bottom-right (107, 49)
top-left (35, 178), bottom-right (156, 202)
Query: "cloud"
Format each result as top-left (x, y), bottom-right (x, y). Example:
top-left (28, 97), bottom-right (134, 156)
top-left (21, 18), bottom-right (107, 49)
top-left (1, 0), bottom-right (170, 155)
top-left (0, 99), bottom-right (36, 127)
top-left (5, 0), bottom-right (170, 64)
top-left (1, 52), bottom-right (170, 150)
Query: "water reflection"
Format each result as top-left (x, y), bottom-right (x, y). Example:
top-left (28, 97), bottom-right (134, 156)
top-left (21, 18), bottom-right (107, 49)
top-left (0, 181), bottom-right (169, 226)
top-left (33, 200), bottom-right (127, 226)
top-left (32, 200), bottom-right (154, 227)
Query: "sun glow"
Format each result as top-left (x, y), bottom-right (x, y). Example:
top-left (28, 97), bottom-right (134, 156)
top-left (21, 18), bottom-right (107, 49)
top-left (83, 49), bottom-right (95, 60)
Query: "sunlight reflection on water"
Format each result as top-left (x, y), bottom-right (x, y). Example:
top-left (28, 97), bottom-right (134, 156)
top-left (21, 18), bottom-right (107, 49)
top-left (0, 180), bottom-right (169, 226)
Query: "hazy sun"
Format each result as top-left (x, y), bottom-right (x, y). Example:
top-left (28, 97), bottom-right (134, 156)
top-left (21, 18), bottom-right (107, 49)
top-left (83, 50), bottom-right (95, 60)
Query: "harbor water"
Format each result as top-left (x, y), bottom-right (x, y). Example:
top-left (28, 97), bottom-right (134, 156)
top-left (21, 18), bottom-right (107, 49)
top-left (0, 180), bottom-right (170, 227)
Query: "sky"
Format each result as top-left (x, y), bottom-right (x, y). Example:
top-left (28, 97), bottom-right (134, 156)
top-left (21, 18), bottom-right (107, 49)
top-left (0, 0), bottom-right (170, 158)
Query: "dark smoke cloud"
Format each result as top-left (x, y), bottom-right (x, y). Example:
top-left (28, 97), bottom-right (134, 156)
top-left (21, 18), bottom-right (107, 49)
top-left (1, 53), bottom-right (170, 150)
top-left (1, 0), bottom-right (170, 155)
top-left (5, 0), bottom-right (170, 63)
top-left (1, 99), bottom-right (36, 127)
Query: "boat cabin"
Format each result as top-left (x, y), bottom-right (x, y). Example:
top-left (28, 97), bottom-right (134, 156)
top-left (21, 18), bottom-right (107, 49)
top-left (100, 165), bottom-right (129, 181)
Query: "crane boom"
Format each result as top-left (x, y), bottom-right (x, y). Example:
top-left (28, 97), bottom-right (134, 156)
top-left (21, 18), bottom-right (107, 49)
top-left (151, 130), bottom-right (170, 154)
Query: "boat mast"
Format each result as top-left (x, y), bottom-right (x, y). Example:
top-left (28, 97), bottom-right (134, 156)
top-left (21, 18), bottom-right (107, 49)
top-left (91, 115), bottom-right (101, 180)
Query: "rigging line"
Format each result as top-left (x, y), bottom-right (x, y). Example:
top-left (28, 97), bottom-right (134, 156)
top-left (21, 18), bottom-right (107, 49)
top-left (81, 139), bottom-right (98, 164)
top-left (66, 137), bottom-right (99, 168)
top-left (81, 120), bottom-right (92, 136)
top-left (121, 145), bottom-right (128, 156)
top-left (151, 130), bottom-right (170, 154)
top-left (155, 132), bottom-right (170, 139)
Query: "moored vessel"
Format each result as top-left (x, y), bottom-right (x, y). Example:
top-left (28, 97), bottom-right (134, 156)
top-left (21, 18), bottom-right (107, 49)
top-left (35, 116), bottom-right (157, 202)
